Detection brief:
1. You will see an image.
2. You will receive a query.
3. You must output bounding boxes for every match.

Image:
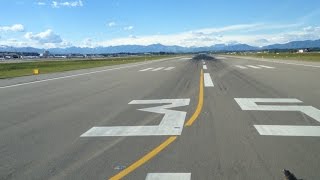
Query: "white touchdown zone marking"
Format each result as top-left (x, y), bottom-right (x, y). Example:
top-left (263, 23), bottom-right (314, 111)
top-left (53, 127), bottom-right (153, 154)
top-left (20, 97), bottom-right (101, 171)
top-left (204, 73), bottom-right (214, 87)
top-left (254, 125), bottom-right (320, 136)
top-left (247, 65), bottom-right (261, 69)
top-left (227, 56), bottom-right (320, 68)
top-left (152, 67), bottom-right (164, 71)
top-left (146, 173), bottom-right (191, 180)
top-left (258, 65), bottom-right (275, 69)
top-left (235, 65), bottom-right (248, 69)
top-left (0, 57), bottom-right (180, 89)
top-left (140, 68), bottom-right (154, 71)
top-left (164, 67), bottom-right (175, 70)
top-left (203, 65), bottom-right (207, 69)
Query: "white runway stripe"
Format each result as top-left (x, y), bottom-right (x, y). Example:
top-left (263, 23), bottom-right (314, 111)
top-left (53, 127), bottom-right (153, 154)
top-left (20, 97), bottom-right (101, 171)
top-left (235, 65), bottom-right (248, 69)
top-left (202, 61), bottom-right (205, 64)
top-left (254, 125), bottom-right (320, 137)
top-left (139, 68), bottom-right (153, 71)
top-left (204, 73), bottom-right (214, 87)
top-left (146, 173), bottom-right (191, 180)
top-left (203, 65), bottom-right (207, 69)
top-left (164, 67), bottom-right (175, 70)
top-left (247, 65), bottom-right (261, 69)
top-left (151, 67), bottom-right (164, 71)
top-left (258, 65), bottom-right (275, 69)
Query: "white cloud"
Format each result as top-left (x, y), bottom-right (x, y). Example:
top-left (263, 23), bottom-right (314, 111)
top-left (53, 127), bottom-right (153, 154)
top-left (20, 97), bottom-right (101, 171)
top-left (52, 1), bottom-right (58, 7)
top-left (193, 23), bottom-right (262, 35)
top-left (51, 0), bottom-right (83, 8)
top-left (37, 1), bottom-right (46, 5)
top-left (0, 28), bottom-right (70, 48)
top-left (80, 38), bottom-right (95, 47)
top-left (24, 29), bottom-right (62, 44)
top-left (108, 22), bottom-right (116, 27)
top-left (124, 26), bottom-right (134, 31)
top-left (129, 34), bottom-right (137, 38)
top-left (2, 22), bottom-right (320, 48)
top-left (94, 24), bottom-right (320, 47)
top-left (0, 24), bottom-right (24, 32)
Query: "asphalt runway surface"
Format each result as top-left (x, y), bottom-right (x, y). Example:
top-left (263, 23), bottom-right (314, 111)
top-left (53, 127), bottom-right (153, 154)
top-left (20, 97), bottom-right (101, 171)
top-left (0, 55), bottom-right (320, 180)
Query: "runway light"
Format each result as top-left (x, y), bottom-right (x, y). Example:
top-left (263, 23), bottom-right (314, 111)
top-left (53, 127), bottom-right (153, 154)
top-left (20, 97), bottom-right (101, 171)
top-left (33, 69), bottom-right (39, 75)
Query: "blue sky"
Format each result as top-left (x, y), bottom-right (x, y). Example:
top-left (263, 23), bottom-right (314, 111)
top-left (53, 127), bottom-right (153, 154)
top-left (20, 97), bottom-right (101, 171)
top-left (1, 0), bottom-right (320, 48)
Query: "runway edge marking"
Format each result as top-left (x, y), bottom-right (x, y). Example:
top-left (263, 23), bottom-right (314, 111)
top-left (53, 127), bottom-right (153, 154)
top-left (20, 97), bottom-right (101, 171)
top-left (0, 56), bottom-right (182, 89)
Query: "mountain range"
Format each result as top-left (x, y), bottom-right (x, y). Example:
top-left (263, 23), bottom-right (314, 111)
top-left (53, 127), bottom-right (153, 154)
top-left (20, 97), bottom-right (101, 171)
top-left (1, 39), bottom-right (320, 54)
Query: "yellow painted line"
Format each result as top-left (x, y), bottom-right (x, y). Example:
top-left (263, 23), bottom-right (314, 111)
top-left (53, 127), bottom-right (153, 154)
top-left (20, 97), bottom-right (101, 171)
top-left (185, 69), bottom-right (204, 126)
top-left (109, 136), bottom-right (177, 180)
top-left (109, 69), bottom-right (204, 179)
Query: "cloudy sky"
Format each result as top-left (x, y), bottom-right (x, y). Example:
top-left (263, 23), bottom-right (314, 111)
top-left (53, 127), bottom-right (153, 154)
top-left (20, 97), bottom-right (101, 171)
top-left (1, 0), bottom-right (320, 48)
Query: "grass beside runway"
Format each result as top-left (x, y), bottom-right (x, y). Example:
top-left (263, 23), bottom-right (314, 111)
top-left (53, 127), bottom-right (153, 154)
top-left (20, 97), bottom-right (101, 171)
top-left (226, 52), bottom-right (320, 62)
top-left (0, 55), bottom-right (177, 79)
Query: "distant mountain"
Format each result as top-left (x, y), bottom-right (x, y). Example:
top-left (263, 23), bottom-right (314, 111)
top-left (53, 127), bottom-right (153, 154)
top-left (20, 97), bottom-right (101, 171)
top-left (0, 46), bottom-right (43, 53)
top-left (1, 39), bottom-right (320, 54)
top-left (263, 39), bottom-right (320, 49)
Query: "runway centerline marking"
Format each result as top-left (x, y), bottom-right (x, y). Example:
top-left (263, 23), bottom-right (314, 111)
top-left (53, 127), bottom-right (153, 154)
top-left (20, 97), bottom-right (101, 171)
top-left (204, 73), bottom-right (214, 87)
top-left (109, 70), bottom-right (204, 179)
top-left (109, 136), bottom-right (177, 180)
top-left (185, 69), bottom-right (204, 126)
top-left (203, 65), bottom-right (207, 69)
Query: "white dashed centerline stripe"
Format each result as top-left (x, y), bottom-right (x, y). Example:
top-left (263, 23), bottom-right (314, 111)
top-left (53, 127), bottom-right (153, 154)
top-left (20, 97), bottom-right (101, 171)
top-left (258, 65), bottom-right (275, 69)
top-left (151, 67), bottom-right (164, 71)
top-left (164, 67), bottom-right (175, 71)
top-left (202, 61), bottom-right (205, 64)
top-left (235, 65), bottom-right (248, 69)
top-left (140, 68), bottom-right (153, 71)
top-left (204, 73), bottom-right (214, 87)
top-left (203, 65), bottom-right (207, 70)
top-left (247, 65), bottom-right (261, 69)
top-left (146, 173), bottom-right (191, 180)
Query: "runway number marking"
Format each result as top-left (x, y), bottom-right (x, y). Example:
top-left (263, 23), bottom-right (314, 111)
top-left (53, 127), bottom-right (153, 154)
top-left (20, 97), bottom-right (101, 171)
top-left (81, 99), bottom-right (190, 137)
top-left (146, 173), bottom-right (191, 180)
top-left (235, 98), bottom-right (320, 136)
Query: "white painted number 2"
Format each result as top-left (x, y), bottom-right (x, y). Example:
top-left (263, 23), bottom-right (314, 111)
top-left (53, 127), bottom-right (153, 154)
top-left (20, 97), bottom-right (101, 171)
top-left (81, 99), bottom-right (190, 137)
top-left (235, 98), bottom-right (320, 136)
